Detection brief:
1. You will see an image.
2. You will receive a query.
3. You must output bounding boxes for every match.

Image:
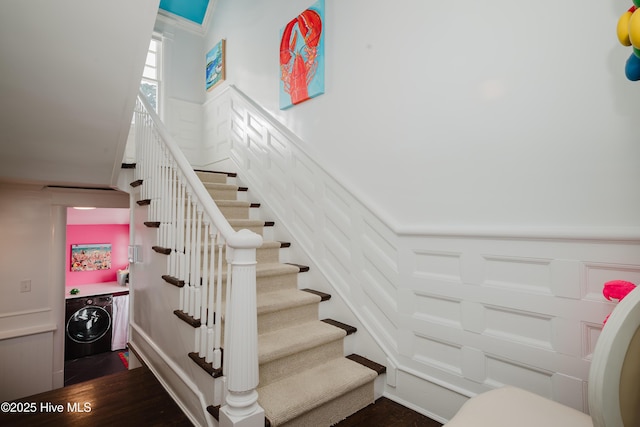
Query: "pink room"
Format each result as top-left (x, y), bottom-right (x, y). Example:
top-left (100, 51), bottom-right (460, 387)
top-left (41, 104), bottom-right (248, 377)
top-left (63, 207), bottom-right (131, 386)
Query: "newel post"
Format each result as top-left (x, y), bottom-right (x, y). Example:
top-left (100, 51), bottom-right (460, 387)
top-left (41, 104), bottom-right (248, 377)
top-left (220, 229), bottom-right (265, 427)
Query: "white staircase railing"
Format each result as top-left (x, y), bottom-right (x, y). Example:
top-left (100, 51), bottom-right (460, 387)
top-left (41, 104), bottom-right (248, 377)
top-left (133, 91), bottom-right (265, 426)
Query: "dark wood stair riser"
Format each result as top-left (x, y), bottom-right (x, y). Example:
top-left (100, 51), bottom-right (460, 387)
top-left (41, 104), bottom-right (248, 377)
top-left (188, 352), bottom-right (223, 378)
top-left (174, 310), bottom-right (201, 328)
top-left (301, 288), bottom-right (331, 301)
top-left (152, 246), bottom-right (171, 255)
top-left (346, 354), bottom-right (387, 375)
top-left (322, 319), bottom-right (357, 335)
top-left (286, 263), bottom-right (310, 272)
top-left (194, 169), bottom-right (237, 178)
top-left (162, 275), bottom-right (185, 287)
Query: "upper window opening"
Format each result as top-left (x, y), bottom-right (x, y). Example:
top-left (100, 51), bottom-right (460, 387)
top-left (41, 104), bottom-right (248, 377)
top-left (141, 36), bottom-right (162, 113)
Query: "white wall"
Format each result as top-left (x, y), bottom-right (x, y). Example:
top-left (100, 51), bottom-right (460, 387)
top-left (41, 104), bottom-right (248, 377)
top-left (194, 1), bottom-right (640, 421)
top-left (203, 0), bottom-right (640, 230)
top-left (0, 184), bottom-right (129, 401)
top-left (154, 19), bottom-right (206, 166)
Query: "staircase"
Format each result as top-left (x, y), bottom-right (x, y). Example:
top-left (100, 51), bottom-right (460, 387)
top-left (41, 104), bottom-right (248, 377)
top-left (129, 92), bottom-right (385, 426)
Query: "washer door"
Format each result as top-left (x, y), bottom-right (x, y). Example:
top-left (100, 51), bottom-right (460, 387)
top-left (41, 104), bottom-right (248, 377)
top-left (66, 306), bottom-right (112, 343)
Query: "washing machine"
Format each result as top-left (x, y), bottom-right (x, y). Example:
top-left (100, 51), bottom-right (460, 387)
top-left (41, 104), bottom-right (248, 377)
top-left (65, 295), bottom-right (113, 360)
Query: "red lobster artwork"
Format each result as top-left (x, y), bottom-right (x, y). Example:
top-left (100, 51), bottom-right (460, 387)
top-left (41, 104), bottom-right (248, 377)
top-left (280, 7), bottom-right (322, 106)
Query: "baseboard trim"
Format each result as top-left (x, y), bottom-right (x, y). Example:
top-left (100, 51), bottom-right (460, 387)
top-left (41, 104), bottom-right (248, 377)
top-left (129, 322), bottom-right (215, 427)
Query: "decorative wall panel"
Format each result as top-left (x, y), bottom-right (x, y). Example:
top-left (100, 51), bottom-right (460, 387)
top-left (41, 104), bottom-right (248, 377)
top-left (413, 334), bottom-right (463, 375)
top-left (216, 86), bottom-right (640, 419)
top-left (166, 98), bottom-right (203, 166)
top-left (413, 250), bottom-right (463, 283)
top-left (482, 255), bottom-right (553, 295)
top-left (203, 90), bottom-right (230, 167)
top-left (412, 292), bottom-right (462, 328)
top-left (483, 305), bottom-right (554, 350)
top-left (583, 262), bottom-right (640, 300)
top-left (485, 354), bottom-right (553, 396)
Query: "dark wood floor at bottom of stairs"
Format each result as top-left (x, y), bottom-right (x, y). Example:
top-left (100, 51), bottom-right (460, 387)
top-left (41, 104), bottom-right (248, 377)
top-left (0, 367), bottom-right (193, 427)
top-left (2, 366), bottom-right (443, 427)
top-left (335, 397), bottom-right (442, 427)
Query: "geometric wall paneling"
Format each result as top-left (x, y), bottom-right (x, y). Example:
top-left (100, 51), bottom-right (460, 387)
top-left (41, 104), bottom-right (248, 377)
top-left (322, 218), bottom-right (352, 286)
top-left (411, 333), bottom-right (463, 376)
top-left (549, 259), bottom-right (582, 299)
top-left (362, 218), bottom-right (399, 276)
top-left (412, 249), bottom-right (463, 284)
top-left (460, 300), bottom-right (485, 334)
top-left (217, 86), bottom-right (640, 422)
top-left (361, 255), bottom-right (399, 322)
top-left (484, 353), bottom-right (554, 395)
top-left (481, 304), bottom-right (554, 351)
top-left (323, 181), bottom-right (352, 229)
top-left (551, 316), bottom-right (581, 357)
top-left (481, 254), bottom-right (554, 295)
top-left (202, 89), bottom-right (230, 167)
top-left (582, 261), bottom-right (640, 301)
top-left (581, 321), bottom-right (603, 360)
top-left (461, 346), bottom-right (486, 383)
top-left (266, 130), bottom-right (289, 164)
top-left (411, 292), bottom-right (463, 329)
top-left (551, 372), bottom-right (586, 411)
top-left (165, 98), bottom-right (203, 166)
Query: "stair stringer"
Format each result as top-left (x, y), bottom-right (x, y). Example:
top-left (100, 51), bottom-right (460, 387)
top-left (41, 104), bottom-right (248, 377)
top-left (128, 197), bottom-right (219, 427)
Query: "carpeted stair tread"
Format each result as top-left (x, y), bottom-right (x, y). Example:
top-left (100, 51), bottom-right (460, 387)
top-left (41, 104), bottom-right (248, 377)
top-left (257, 357), bottom-right (378, 427)
top-left (202, 182), bottom-right (239, 191)
top-left (215, 200), bottom-right (252, 208)
top-left (259, 321), bottom-right (346, 365)
top-left (228, 218), bottom-right (273, 227)
top-left (257, 289), bottom-right (321, 315)
top-left (254, 262), bottom-right (303, 279)
top-left (195, 170), bottom-right (229, 183)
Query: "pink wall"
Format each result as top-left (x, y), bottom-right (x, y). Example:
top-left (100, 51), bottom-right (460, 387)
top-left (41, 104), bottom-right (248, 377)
top-left (65, 224), bottom-right (130, 286)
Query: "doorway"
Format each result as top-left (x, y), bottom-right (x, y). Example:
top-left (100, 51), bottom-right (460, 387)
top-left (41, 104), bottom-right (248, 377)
top-left (63, 207), bottom-right (131, 386)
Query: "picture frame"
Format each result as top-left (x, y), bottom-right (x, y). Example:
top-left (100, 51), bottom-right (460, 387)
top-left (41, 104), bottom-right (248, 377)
top-left (279, 0), bottom-right (325, 109)
top-left (206, 39), bottom-right (226, 92)
top-left (70, 243), bottom-right (112, 272)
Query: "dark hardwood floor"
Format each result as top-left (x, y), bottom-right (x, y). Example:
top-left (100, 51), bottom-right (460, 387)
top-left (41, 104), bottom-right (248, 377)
top-left (64, 350), bottom-right (128, 386)
top-left (0, 367), bottom-right (193, 427)
top-left (336, 397), bottom-right (443, 427)
top-left (2, 360), bottom-right (442, 427)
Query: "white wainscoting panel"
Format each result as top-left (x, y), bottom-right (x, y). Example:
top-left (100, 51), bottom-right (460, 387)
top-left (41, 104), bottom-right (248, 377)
top-left (166, 98), bottom-right (203, 167)
top-left (203, 89), bottom-right (231, 168)
top-left (219, 86), bottom-right (640, 420)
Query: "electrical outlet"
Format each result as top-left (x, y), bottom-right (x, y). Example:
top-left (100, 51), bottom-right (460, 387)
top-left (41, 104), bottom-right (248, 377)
top-left (20, 280), bottom-right (31, 293)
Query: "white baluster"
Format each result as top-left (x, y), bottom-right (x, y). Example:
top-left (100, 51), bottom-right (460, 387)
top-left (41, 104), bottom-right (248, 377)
top-left (193, 209), bottom-right (203, 319)
top-left (207, 230), bottom-right (219, 365)
top-left (183, 192), bottom-right (192, 314)
top-left (214, 235), bottom-right (227, 369)
top-left (199, 219), bottom-right (210, 358)
top-left (188, 199), bottom-right (198, 317)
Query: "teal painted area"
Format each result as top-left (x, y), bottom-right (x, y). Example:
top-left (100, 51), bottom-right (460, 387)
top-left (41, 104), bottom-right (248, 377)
top-left (159, 0), bottom-right (209, 25)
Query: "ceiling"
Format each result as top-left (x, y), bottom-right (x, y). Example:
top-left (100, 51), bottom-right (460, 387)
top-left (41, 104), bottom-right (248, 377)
top-left (160, 0), bottom-right (210, 25)
top-left (0, 0), bottom-right (160, 189)
top-left (67, 208), bottom-right (130, 225)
